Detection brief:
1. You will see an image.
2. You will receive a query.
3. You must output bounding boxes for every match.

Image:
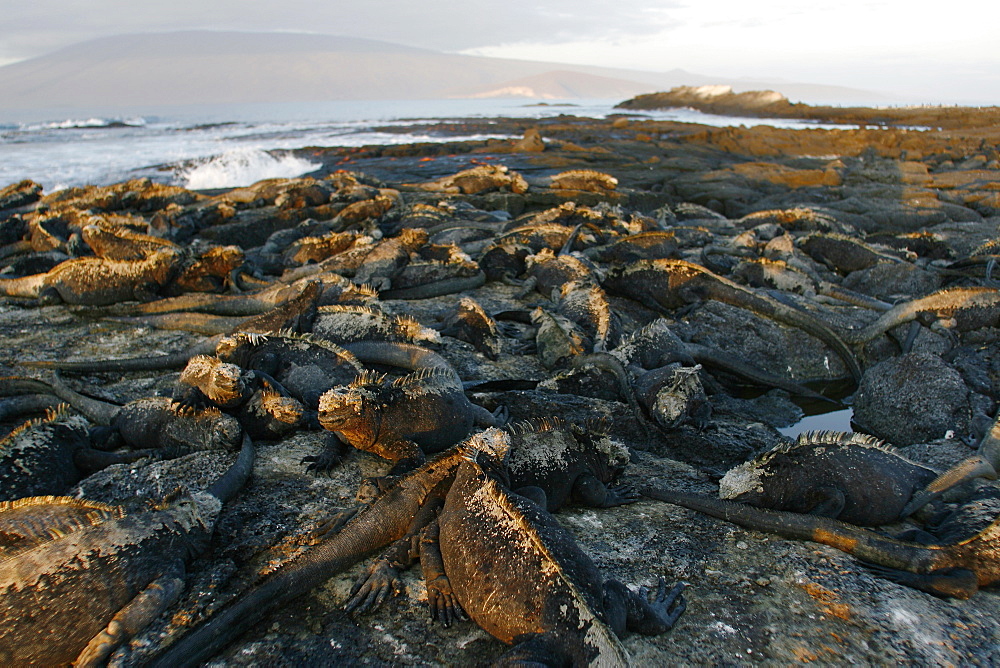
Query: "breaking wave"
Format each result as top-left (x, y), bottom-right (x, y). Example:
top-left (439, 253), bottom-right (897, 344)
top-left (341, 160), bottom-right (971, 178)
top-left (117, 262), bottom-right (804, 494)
top-left (23, 116), bottom-right (147, 131)
top-left (177, 148), bottom-right (320, 190)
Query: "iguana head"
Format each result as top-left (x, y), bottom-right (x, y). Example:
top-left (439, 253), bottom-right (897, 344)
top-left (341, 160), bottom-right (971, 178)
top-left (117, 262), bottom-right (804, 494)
top-left (180, 355), bottom-right (246, 405)
top-left (259, 390), bottom-right (306, 426)
top-left (317, 385), bottom-right (377, 446)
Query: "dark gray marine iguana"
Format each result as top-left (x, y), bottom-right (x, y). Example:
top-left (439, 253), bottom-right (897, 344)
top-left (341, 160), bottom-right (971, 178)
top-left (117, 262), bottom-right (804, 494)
top-left (603, 258), bottom-right (863, 381)
top-left (2, 373), bottom-right (245, 457)
top-left (641, 485), bottom-right (1000, 599)
top-left (423, 427), bottom-right (686, 666)
top-left (0, 403), bottom-right (154, 501)
top-left (717, 430), bottom-right (939, 526)
top-left (0, 433), bottom-right (254, 666)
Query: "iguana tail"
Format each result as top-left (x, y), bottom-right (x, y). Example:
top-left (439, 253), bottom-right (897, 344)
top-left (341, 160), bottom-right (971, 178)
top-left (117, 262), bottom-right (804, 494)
top-left (641, 487), bottom-right (922, 572)
top-left (205, 434), bottom-right (255, 503)
top-left (344, 341), bottom-right (461, 384)
top-left (21, 337), bottom-right (220, 372)
top-left (713, 282), bottom-right (863, 382)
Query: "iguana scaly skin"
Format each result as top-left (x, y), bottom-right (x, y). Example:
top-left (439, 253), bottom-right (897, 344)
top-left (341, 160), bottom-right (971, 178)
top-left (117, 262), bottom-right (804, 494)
top-left (505, 417), bottom-right (637, 512)
top-left (603, 258), bottom-right (862, 381)
top-left (0, 405), bottom-right (93, 501)
top-left (842, 286), bottom-right (1000, 344)
top-left (0, 434), bottom-right (253, 666)
top-left (0, 247), bottom-right (182, 305)
top-left (718, 430), bottom-right (938, 525)
top-left (146, 441), bottom-right (477, 668)
top-left (641, 485), bottom-right (1000, 598)
top-left (427, 428), bottom-right (685, 666)
top-left (175, 355), bottom-right (309, 441)
top-left (215, 331), bottom-right (364, 406)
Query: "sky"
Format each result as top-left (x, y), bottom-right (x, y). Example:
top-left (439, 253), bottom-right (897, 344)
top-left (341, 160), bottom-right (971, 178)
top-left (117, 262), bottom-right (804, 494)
top-left (2, 0), bottom-right (998, 104)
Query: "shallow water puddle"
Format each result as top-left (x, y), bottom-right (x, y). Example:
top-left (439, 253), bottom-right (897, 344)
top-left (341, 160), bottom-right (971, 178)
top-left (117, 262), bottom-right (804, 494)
top-left (778, 407), bottom-right (855, 439)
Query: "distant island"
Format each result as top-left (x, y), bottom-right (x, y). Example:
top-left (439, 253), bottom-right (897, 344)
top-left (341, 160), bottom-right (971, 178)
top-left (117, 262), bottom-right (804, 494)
top-left (617, 85), bottom-right (1000, 129)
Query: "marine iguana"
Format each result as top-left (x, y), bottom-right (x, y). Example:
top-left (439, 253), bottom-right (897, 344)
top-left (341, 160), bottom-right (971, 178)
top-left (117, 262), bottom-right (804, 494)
top-left (173, 354), bottom-right (311, 440)
top-left (7, 373), bottom-right (246, 457)
top-left (717, 430), bottom-right (939, 525)
top-left (424, 427), bottom-right (685, 665)
top-left (0, 247), bottom-right (183, 305)
top-left (0, 433), bottom-right (254, 666)
top-left (504, 417), bottom-right (638, 511)
top-left (0, 404), bottom-right (152, 501)
top-left (603, 258), bottom-right (863, 381)
top-left (312, 304), bottom-right (441, 346)
top-left (317, 341), bottom-right (504, 470)
top-left (145, 440), bottom-right (478, 668)
top-left (214, 331), bottom-right (364, 407)
top-left (799, 232), bottom-right (907, 275)
top-left (641, 485), bottom-right (1000, 599)
top-left (584, 230), bottom-right (680, 264)
top-left (436, 296), bottom-right (504, 359)
top-left (555, 279), bottom-right (622, 353)
top-left (841, 286), bottom-right (1000, 345)
top-left (549, 169), bottom-right (619, 194)
top-left (411, 164), bottom-right (529, 195)
top-left (25, 280), bottom-right (326, 376)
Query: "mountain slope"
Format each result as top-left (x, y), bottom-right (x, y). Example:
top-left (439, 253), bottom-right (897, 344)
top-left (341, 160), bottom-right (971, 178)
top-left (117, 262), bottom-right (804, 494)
top-left (0, 30), bottom-right (888, 110)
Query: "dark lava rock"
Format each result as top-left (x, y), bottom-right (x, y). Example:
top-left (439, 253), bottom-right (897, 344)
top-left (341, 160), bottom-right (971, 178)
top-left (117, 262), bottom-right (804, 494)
top-left (853, 351), bottom-right (972, 445)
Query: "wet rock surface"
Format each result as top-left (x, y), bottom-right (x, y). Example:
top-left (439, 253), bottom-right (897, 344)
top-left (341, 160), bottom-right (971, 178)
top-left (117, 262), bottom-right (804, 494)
top-left (2, 98), bottom-right (1000, 665)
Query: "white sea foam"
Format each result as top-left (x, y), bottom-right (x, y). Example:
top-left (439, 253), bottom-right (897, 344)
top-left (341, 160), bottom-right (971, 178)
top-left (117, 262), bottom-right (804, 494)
top-left (177, 148), bottom-right (320, 190)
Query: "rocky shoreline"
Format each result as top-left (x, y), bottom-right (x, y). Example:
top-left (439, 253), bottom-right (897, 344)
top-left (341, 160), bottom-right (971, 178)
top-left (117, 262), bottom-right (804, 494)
top-left (1, 95), bottom-right (999, 665)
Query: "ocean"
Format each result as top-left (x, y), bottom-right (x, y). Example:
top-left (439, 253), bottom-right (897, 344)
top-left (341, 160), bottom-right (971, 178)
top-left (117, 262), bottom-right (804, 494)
top-left (0, 98), bottom-right (865, 193)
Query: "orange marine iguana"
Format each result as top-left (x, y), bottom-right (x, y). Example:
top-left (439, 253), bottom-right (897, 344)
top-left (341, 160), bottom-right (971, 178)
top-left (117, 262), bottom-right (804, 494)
top-left (841, 286), bottom-right (1000, 345)
top-left (422, 427), bottom-right (685, 666)
top-left (317, 341), bottom-right (506, 471)
top-left (145, 439), bottom-right (478, 667)
top-left (0, 434), bottom-right (254, 666)
top-left (603, 258), bottom-right (863, 381)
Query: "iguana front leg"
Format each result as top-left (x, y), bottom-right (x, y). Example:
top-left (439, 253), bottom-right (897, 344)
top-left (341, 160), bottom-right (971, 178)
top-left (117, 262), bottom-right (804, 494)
top-left (572, 475), bottom-right (641, 508)
top-left (603, 577), bottom-right (686, 637)
top-left (418, 519), bottom-right (466, 627)
top-left (74, 563), bottom-right (186, 667)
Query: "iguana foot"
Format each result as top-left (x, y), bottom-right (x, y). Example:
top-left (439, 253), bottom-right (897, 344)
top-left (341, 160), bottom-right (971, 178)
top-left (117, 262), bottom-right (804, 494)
top-left (603, 482), bottom-right (641, 507)
top-left (425, 575), bottom-right (467, 627)
top-left (644, 578), bottom-right (686, 631)
top-left (301, 434), bottom-right (349, 473)
top-left (345, 559), bottom-right (404, 615)
top-left (491, 404), bottom-right (510, 425)
top-left (309, 507), bottom-right (360, 540)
